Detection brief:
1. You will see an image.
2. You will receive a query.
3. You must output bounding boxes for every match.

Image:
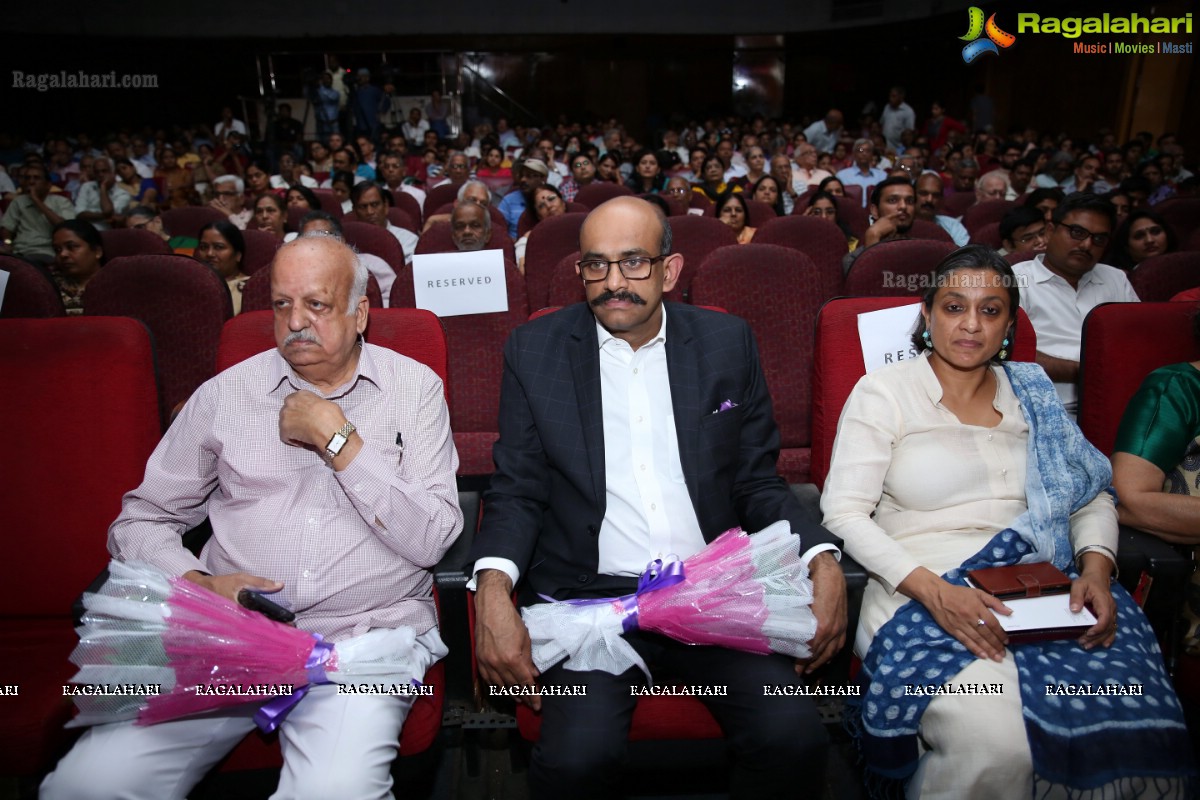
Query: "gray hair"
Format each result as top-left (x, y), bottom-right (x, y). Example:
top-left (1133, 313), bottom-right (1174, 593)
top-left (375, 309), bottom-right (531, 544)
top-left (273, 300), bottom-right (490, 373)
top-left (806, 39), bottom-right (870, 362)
top-left (853, 138), bottom-right (873, 153)
top-left (214, 174), bottom-right (244, 193)
top-left (977, 171), bottom-right (1010, 191)
top-left (457, 179), bottom-right (490, 203)
top-left (293, 231), bottom-right (369, 315)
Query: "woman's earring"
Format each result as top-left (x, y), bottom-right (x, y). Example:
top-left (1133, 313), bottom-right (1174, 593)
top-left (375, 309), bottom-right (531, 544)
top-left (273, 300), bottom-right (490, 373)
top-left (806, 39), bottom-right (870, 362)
top-left (922, 329), bottom-right (932, 349)
top-left (999, 337), bottom-right (1010, 361)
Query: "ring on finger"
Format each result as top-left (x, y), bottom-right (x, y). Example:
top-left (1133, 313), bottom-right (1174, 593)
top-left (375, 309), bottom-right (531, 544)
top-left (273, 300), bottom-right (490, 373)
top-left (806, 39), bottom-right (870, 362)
top-left (976, 619), bottom-right (986, 627)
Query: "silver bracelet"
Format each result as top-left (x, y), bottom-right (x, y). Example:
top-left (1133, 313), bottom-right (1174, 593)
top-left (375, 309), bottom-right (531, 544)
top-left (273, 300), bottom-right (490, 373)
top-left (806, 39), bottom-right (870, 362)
top-left (1074, 544), bottom-right (1118, 580)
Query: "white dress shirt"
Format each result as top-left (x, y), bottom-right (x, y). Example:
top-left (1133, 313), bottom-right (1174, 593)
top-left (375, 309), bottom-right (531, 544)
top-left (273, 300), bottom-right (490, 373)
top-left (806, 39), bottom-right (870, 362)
top-left (386, 222), bottom-right (418, 266)
top-left (1012, 255), bottom-right (1139, 412)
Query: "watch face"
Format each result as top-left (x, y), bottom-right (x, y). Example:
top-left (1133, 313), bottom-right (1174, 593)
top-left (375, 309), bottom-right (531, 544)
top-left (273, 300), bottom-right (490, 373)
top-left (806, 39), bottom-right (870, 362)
top-left (327, 432), bottom-right (349, 457)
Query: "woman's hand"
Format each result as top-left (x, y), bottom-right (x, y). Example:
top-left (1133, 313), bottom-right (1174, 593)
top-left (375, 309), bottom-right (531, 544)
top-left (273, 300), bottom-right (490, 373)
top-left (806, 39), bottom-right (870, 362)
top-left (1072, 554), bottom-right (1117, 649)
top-left (899, 567), bottom-right (1010, 661)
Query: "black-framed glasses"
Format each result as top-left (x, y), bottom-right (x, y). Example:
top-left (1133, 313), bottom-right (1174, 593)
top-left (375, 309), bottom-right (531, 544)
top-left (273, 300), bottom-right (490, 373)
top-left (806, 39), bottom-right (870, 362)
top-left (1055, 222), bottom-right (1110, 247)
top-left (577, 255), bottom-right (665, 283)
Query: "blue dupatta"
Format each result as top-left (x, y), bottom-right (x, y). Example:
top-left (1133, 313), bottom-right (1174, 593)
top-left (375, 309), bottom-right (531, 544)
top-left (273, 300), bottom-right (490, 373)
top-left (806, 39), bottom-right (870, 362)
top-left (846, 362), bottom-right (1195, 798)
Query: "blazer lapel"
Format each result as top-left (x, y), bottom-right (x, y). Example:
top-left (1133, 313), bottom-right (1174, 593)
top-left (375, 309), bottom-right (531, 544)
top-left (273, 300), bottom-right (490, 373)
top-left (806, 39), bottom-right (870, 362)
top-left (569, 308), bottom-right (607, 508)
top-left (665, 306), bottom-right (702, 509)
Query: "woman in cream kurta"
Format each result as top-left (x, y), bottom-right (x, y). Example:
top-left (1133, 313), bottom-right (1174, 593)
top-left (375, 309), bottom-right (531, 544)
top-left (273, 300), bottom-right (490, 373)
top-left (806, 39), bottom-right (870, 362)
top-left (822, 349), bottom-right (1117, 799)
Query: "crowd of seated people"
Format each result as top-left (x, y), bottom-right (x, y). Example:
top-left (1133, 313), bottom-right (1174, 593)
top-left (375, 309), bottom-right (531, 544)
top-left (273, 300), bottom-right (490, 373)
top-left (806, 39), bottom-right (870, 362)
top-left (2, 81), bottom-right (1199, 799)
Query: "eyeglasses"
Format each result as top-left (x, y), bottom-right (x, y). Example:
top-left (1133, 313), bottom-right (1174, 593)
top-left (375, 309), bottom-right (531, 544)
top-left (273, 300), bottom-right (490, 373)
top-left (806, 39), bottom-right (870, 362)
top-left (1015, 226), bottom-right (1047, 246)
top-left (573, 160), bottom-right (591, 168)
top-left (665, 186), bottom-right (689, 195)
top-left (1131, 225), bottom-right (1164, 240)
top-left (1055, 222), bottom-right (1110, 247)
top-left (535, 197), bottom-right (562, 210)
top-left (577, 255), bottom-right (664, 283)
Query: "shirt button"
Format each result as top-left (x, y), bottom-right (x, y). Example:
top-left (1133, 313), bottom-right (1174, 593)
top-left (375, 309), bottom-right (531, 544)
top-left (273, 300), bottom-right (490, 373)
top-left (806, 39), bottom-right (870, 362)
top-left (987, 433), bottom-right (993, 441)
top-left (650, 503), bottom-right (657, 511)
top-left (354, 483), bottom-right (364, 492)
top-left (577, 574), bottom-right (590, 583)
top-left (636, 416), bottom-right (643, 423)
top-left (641, 464), bottom-right (647, 471)
top-left (308, 518), bottom-right (317, 525)
top-left (632, 368), bottom-right (639, 375)
top-left (302, 570), bottom-right (311, 578)
top-left (1001, 468), bottom-right (1008, 476)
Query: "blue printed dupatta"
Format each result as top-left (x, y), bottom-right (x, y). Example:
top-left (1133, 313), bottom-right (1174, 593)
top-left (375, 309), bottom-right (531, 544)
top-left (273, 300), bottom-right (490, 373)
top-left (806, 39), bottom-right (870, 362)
top-left (846, 362), bottom-right (1195, 799)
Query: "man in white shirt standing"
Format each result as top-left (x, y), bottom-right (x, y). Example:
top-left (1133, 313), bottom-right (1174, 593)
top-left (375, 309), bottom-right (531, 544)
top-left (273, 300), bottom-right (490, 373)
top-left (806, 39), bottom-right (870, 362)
top-left (470, 197), bottom-right (846, 800)
top-left (879, 87), bottom-right (915, 154)
top-left (1012, 194), bottom-right (1138, 416)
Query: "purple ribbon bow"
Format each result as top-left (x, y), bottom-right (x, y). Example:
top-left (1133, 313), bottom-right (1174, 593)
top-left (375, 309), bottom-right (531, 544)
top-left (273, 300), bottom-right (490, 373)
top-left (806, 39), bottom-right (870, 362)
top-left (253, 635), bottom-right (335, 733)
top-left (545, 558), bottom-right (686, 633)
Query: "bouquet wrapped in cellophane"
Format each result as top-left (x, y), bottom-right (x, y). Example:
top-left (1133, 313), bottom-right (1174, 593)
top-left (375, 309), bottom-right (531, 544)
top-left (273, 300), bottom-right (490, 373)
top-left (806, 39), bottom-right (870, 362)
top-left (67, 560), bottom-right (422, 731)
top-left (521, 521), bottom-right (817, 679)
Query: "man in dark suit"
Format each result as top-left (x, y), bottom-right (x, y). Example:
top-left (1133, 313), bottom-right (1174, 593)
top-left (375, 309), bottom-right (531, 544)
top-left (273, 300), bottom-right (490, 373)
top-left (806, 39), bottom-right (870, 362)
top-left (471, 197), bottom-right (846, 799)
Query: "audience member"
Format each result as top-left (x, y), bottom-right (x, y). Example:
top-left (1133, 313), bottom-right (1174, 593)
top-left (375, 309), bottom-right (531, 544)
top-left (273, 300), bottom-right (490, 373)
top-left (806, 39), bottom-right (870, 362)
top-left (879, 87), bottom-right (915, 152)
top-left (624, 149), bottom-right (666, 194)
top-left (195, 219), bottom-right (249, 313)
top-left (844, 176), bottom-right (915, 272)
top-left (714, 191), bottom-right (755, 244)
top-left (515, 184), bottom-right (567, 269)
top-left (351, 181), bottom-right (417, 264)
top-left (498, 159), bottom-right (549, 239)
top-left (914, 173), bottom-right (969, 245)
top-left (1108, 208), bottom-right (1177, 271)
top-left (975, 170), bottom-right (1009, 204)
top-left (997, 205), bottom-right (1048, 257)
top-left (127, 205), bottom-right (198, 255)
top-left (470, 196), bottom-right (843, 800)
top-left (0, 162), bottom-right (76, 264)
top-left (804, 190), bottom-right (858, 252)
top-left (209, 174), bottom-right (252, 229)
top-left (253, 193), bottom-right (288, 241)
top-left (803, 109), bottom-right (844, 154)
top-left (41, 233), bottom-right (460, 800)
top-left (750, 175), bottom-right (785, 218)
top-left (836, 139), bottom-right (888, 207)
top-left (48, 219), bottom-right (104, 314)
top-left (450, 201), bottom-right (491, 253)
top-left (1011, 194), bottom-right (1138, 415)
top-left (73, 157), bottom-right (130, 230)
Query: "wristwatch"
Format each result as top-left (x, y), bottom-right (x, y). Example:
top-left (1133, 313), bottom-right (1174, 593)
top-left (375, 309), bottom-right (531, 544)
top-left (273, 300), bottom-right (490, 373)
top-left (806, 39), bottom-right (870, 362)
top-left (324, 421), bottom-right (356, 461)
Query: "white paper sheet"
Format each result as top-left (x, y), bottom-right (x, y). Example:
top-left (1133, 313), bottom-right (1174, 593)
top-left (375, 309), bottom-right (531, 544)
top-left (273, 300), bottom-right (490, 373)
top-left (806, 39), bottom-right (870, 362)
top-left (0, 268), bottom-right (9, 314)
top-left (856, 303), bottom-right (924, 373)
top-left (411, 249), bottom-right (508, 317)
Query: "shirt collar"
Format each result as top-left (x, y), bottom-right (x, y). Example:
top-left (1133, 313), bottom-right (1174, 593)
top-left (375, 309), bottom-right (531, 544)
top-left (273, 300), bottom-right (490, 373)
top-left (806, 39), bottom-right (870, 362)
top-left (265, 335), bottom-right (378, 398)
top-left (596, 304), bottom-right (668, 352)
top-left (1030, 253), bottom-right (1106, 287)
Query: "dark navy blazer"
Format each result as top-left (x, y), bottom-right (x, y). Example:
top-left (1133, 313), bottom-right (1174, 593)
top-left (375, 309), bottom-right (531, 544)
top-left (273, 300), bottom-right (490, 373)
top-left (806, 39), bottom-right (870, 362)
top-left (471, 301), bottom-right (841, 604)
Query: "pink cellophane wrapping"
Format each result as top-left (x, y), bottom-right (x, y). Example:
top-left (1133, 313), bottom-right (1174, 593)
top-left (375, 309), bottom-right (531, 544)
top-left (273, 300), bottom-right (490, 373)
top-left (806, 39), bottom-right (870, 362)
top-left (67, 561), bottom-right (420, 727)
top-left (522, 521), bottom-right (817, 677)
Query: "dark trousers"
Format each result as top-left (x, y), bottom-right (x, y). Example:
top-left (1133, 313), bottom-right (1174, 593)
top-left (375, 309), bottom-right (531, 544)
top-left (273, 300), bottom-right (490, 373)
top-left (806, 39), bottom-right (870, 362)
top-left (529, 631), bottom-right (829, 800)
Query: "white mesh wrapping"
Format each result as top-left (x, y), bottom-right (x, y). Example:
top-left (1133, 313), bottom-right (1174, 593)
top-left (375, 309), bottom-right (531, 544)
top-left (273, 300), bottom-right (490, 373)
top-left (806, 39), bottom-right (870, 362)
top-left (326, 627), bottom-right (419, 684)
top-left (521, 600), bottom-right (648, 678)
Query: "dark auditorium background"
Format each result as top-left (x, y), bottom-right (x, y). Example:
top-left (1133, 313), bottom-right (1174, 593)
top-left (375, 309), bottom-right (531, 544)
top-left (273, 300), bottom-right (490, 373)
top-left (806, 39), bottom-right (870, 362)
top-left (1, 0), bottom-right (1194, 151)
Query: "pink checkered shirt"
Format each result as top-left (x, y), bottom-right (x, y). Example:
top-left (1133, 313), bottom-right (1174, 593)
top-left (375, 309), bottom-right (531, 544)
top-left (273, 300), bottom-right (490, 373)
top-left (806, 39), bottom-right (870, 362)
top-left (109, 343), bottom-right (462, 642)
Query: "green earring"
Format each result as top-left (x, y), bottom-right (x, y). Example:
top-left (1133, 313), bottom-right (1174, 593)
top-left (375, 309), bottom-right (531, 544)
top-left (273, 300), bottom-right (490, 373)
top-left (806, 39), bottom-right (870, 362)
top-left (922, 330), bottom-right (932, 349)
top-left (999, 337), bottom-right (1010, 361)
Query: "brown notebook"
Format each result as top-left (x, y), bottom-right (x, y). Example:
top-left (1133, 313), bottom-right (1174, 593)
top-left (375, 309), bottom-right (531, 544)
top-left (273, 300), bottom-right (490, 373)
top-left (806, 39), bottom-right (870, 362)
top-left (966, 562), bottom-right (1072, 600)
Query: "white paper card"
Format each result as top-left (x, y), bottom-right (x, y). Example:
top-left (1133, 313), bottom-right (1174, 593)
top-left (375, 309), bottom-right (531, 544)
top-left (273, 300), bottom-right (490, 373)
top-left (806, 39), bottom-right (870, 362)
top-left (857, 303), bottom-right (923, 373)
top-left (411, 249), bottom-right (508, 318)
top-left (0, 268), bottom-right (9, 314)
top-left (993, 593), bottom-right (1097, 633)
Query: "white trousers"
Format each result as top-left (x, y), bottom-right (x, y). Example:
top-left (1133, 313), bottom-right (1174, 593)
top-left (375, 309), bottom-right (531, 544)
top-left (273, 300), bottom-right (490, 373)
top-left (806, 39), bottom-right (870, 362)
top-left (41, 629), bottom-right (445, 800)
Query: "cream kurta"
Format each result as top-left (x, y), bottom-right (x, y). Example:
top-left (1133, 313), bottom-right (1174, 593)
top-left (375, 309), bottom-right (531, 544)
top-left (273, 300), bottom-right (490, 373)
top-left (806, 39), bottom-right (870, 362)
top-left (820, 352), bottom-right (1118, 799)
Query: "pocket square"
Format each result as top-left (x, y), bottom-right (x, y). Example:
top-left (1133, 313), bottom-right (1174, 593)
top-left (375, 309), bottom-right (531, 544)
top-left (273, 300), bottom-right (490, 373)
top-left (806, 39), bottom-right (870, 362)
top-left (712, 399), bottom-right (739, 414)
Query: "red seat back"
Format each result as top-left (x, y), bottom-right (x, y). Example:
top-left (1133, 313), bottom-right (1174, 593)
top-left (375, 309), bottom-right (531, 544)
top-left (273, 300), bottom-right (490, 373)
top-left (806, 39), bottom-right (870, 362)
top-left (743, 198), bottom-right (779, 228)
top-left (969, 221), bottom-right (1003, 249)
top-left (1078, 301), bottom-right (1200, 456)
top-left (218, 308), bottom-right (449, 404)
top-left (909, 219), bottom-right (955, 243)
top-left (666, 214), bottom-right (738, 302)
top-left (423, 183), bottom-right (460, 218)
top-left (1155, 197), bottom-right (1200, 245)
top-left (240, 228), bottom-right (281, 275)
top-left (98, 228), bottom-right (171, 260)
top-left (962, 199), bottom-right (1016, 234)
top-left (811, 297), bottom-right (1038, 489)
top-left (0, 255), bottom-right (65, 318)
top-left (84, 255), bottom-right (232, 426)
top-left (391, 192), bottom-right (423, 227)
top-left (1128, 252), bottom-right (1200, 302)
top-left (414, 221), bottom-right (515, 262)
top-left (941, 192), bottom-right (976, 219)
top-left (845, 239), bottom-right (957, 297)
top-left (574, 182), bottom-right (635, 209)
top-left (342, 220), bottom-right (407, 276)
top-left (522, 212), bottom-right (588, 312)
top-left (752, 216), bottom-right (848, 299)
top-left (0, 317), bottom-right (159, 614)
top-left (161, 206), bottom-right (227, 238)
top-left (690, 244), bottom-right (828, 482)
top-left (312, 189), bottom-right (344, 216)
top-left (546, 251), bottom-right (586, 308)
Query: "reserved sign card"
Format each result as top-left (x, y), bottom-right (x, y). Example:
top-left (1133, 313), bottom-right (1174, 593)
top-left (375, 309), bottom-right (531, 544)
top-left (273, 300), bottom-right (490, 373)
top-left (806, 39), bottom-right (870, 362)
top-left (411, 249), bottom-right (508, 317)
top-left (857, 303), bottom-right (923, 373)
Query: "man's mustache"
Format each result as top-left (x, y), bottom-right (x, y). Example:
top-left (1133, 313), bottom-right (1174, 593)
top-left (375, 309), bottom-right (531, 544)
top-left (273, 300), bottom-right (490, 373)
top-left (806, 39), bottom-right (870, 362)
top-left (284, 329), bottom-right (321, 346)
top-left (591, 290), bottom-right (646, 307)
